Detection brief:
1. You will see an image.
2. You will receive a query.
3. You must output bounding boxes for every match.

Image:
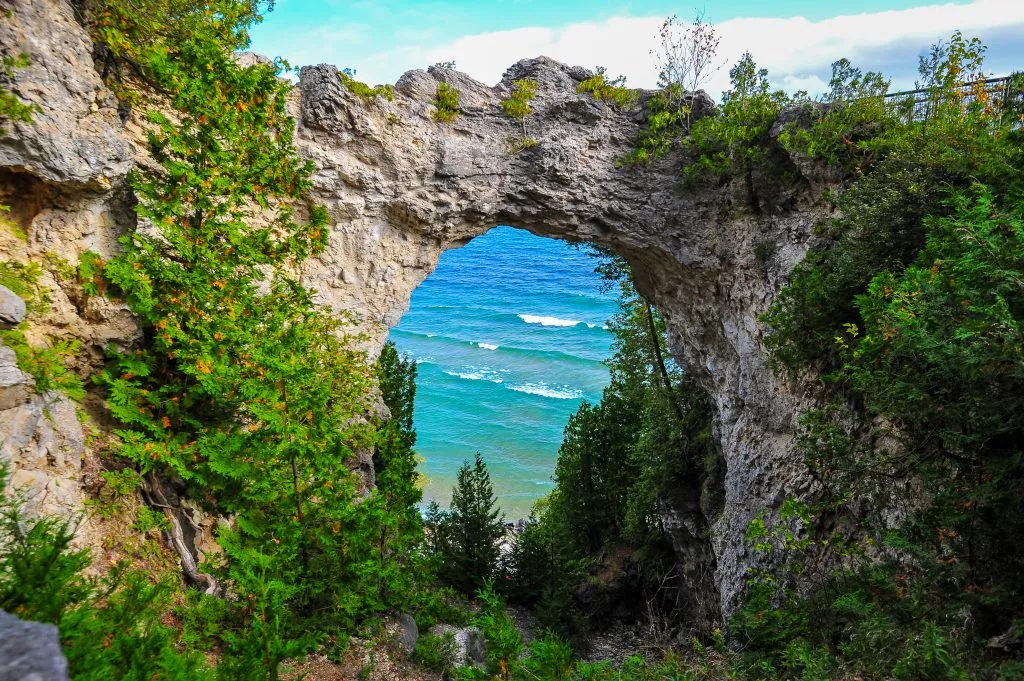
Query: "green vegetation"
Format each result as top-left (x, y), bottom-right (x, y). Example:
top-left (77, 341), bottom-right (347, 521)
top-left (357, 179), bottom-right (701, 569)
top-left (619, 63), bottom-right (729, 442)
top-left (0, 261), bottom-right (86, 400)
top-left (415, 631), bottom-right (460, 675)
top-left (622, 12), bottom-right (723, 166)
top-left (620, 86), bottom-right (688, 165)
top-left (501, 78), bottom-right (539, 151)
top-left (684, 52), bottom-right (790, 210)
top-left (0, 2), bottom-right (434, 678)
top-left (503, 30), bottom-right (1024, 680)
top-left (720, 34), bottom-right (1024, 681)
top-left (339, 70), bottom-right (395, 101)
top-left (6, 3), bottom-right (1024, 678)
top-left (0, 464), bottom-right (211, 679)
top-left (426, 452), bottom-right (505, 595)
top-left (498, 252), bottom-right (716, 642)
top-left (434, 81), bottom-right (461, 123)
top-left (576, 68), bottom-right (637, 108)
top-left (0, 52), bottom-right (39, 129)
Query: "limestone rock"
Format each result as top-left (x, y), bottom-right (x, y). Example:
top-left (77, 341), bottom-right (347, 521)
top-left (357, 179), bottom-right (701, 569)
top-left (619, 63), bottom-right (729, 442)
top-left (0, 345), bottom-right (31, 410)
top-left (1, 340), bottom-right (87, 531)
top-left (0, 609), bottom-right (69, 681)
top-left (396, 612), bottom-right (419, 655)
top-left (293, 55), bottom-right (826, 620)
top-left (429, 624), bottom-right (487, 667)
top-left (0, 0), bottom-right (133, 188)
top-left (0, 285), bottom-right (26, 327)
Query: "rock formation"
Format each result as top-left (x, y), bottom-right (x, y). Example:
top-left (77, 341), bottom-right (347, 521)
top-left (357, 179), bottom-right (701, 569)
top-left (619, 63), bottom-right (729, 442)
top-left (0, 0), bottom-right (831, 626)
top-left (0, 609), bottom-right (70, 681)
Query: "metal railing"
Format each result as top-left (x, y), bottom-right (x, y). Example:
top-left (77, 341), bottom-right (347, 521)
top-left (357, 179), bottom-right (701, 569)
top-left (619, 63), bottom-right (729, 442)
top-left (882, 75), bottom-right (1022, 123)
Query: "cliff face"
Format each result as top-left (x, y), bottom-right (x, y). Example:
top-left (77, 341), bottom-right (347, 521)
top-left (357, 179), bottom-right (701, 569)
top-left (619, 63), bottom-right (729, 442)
top-left (0, 0), bottom-right (831, 623)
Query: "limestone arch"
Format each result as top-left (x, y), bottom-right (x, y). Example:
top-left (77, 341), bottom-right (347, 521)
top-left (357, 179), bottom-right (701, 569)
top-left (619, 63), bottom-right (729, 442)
top-left (295, 57), bottom-right (826, 625)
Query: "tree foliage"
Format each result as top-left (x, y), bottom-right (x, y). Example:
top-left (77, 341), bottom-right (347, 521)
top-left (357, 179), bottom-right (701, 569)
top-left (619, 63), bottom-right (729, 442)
top-left (684, 52), bottom-right (790, 210)
top-left (501, 78), bottom-right (539, 150)
top-left (428, 453), bottom-right (505, 595)
top-left (577, 68), bottom-right (637, 108)
top-left (0, 465), bottom-right (212, 680)
top-left (732, 34), bottom-right (1024, 680)
top-left (433, 81), bottom-right (461, 123)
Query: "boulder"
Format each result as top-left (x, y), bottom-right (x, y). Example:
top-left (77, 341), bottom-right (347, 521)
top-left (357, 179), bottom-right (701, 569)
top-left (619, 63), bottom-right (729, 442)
top-left (0, 286), bottom-right (26, 328)
top-left (396, 612), bottom-right (419, 655)
top-left (0, 609), bottom-right (69, 681)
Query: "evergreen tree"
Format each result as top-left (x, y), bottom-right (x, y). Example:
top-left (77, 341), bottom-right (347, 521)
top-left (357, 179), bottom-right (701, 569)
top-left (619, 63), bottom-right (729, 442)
top-left (433, 453), bottom-right (505, 594)
top-left (369, 341), bottom-right (425, 609)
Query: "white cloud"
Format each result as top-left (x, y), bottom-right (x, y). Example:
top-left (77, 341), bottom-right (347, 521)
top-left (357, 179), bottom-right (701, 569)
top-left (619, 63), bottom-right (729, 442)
top-left (333, 0), bottom-right (1024, 100)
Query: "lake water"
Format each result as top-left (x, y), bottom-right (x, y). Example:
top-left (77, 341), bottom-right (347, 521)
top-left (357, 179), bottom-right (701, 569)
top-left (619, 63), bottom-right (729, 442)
top-left (388, 227), bottom-right (618, 519)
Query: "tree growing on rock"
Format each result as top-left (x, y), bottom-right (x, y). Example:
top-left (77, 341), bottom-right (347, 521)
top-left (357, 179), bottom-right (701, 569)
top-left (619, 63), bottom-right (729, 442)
top-left (500, 78), bottom-right (539, 151)
top-left (652, 12), bottom-right (723, 118)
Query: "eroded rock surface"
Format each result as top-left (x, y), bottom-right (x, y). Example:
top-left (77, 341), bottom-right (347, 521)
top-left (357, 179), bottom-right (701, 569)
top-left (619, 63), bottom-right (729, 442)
top-left (0, 0), bottom-right (832, 627)
top-left (294, 58), bottom-right (825, 620)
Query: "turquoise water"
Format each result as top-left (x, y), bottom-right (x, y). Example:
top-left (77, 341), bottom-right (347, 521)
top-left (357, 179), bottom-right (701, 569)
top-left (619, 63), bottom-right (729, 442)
top-left (388, 227), bottom-right (619, 519)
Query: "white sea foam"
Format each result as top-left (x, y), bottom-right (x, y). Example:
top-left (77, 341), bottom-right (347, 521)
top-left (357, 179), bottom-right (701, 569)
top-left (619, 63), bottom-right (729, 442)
top-left (444, 368), bottom-right (505, 383)
top-left (476, 342), bottom-right (499, 350)
top-left (507, 383), bottom-right (583, 400)
top-left (518, 314), bottom-right (581, 327)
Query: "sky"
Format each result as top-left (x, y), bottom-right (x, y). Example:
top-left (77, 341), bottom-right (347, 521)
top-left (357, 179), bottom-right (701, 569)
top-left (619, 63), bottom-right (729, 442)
top-left (248, 0), bottom-right (1024, 99)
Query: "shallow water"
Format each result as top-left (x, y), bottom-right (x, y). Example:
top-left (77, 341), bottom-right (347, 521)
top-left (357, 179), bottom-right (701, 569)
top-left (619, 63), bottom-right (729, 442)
top-left (388, 227), bottom-right (618, 519)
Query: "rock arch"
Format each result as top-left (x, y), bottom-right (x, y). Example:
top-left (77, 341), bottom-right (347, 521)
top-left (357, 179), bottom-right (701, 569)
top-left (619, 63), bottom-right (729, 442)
top-left (0, 0), bottom-right (829, 628)
top-left (295, 57), bottom-right (827, 623)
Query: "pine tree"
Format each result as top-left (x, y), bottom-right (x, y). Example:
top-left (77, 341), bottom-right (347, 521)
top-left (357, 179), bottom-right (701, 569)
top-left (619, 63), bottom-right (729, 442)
top-left (369, 341), bottom-right (425, 609)
top-left (437, 453), bottom-right (505, 594)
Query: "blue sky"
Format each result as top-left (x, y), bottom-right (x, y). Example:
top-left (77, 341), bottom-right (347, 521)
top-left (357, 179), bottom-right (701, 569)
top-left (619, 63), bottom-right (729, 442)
top-left (249, 0), bottom-right (1023, 97)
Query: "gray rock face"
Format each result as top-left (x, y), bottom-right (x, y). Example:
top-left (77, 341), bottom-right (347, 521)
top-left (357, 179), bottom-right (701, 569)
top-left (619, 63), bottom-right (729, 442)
top-left (0, 0), bottom-right (133, 187)
top-left (0, 285), bottom-right (26, 327)
top-left (429, 624), bottom-right (488, 667)
top-left (1, 1), bottom-right (835, 629)
top-left (0, 609), bottom-right (69, 681)
top-left (0, 342), bottom-right (88, 530)
top-left (396, 612), bottom-right (419, 655)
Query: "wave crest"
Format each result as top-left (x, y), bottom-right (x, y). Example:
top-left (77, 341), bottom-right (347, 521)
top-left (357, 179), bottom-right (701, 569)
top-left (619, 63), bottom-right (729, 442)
top-left (476, 342), bottom-right (499, 350)
top-left (443, 368), bottom-right (505, 384)
top-left (507, 383), bottom-right (583, 400)
top-left (518, 314), bottom-right (581, 327)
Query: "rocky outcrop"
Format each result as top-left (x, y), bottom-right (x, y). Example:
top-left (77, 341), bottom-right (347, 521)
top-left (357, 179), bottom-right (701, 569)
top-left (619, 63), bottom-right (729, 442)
top-left (0, 609), bottom-right (70, 681)
top-left (0, 0), bottom-right (832, 627)
top-left (0, 0), bottom-right (133, 188)
top-left (0, 284), bottom-right (26, 326)
top-left (0, 342), bottom-right (92, 532)
top-left (293, 58), bottom-right (824, 619)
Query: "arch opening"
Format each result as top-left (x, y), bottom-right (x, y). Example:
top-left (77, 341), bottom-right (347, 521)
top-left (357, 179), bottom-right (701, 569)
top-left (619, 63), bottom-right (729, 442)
top-left (390, 225), bottom-right (619, 519)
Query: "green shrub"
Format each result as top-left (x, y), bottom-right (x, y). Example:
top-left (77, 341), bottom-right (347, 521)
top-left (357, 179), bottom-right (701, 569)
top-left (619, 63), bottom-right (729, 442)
top-left (77, 251), bottom-right (106, 297)
top-left (433, 82), bottom-right (460, 122)
top-left (0, 52), bottom-right (40, 130)
top-left (0, 463), bottom-right (211, 680)
top-left (621, 85), bottom-right (688, 165)
top-left (521, 635), bottom-right (574, 681)
top-left (577, 69), bottom-right (637, 108)
top-left (339, 70), bottom-right (394, 101)
top-left (501, 78), bottom-right (538, 142)
top-left (414, 631), bottom-right (460, 675)
top-left (683, 52), bottom-right (789, 210)
top-left (0, 328), bottom-right (85, 400)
